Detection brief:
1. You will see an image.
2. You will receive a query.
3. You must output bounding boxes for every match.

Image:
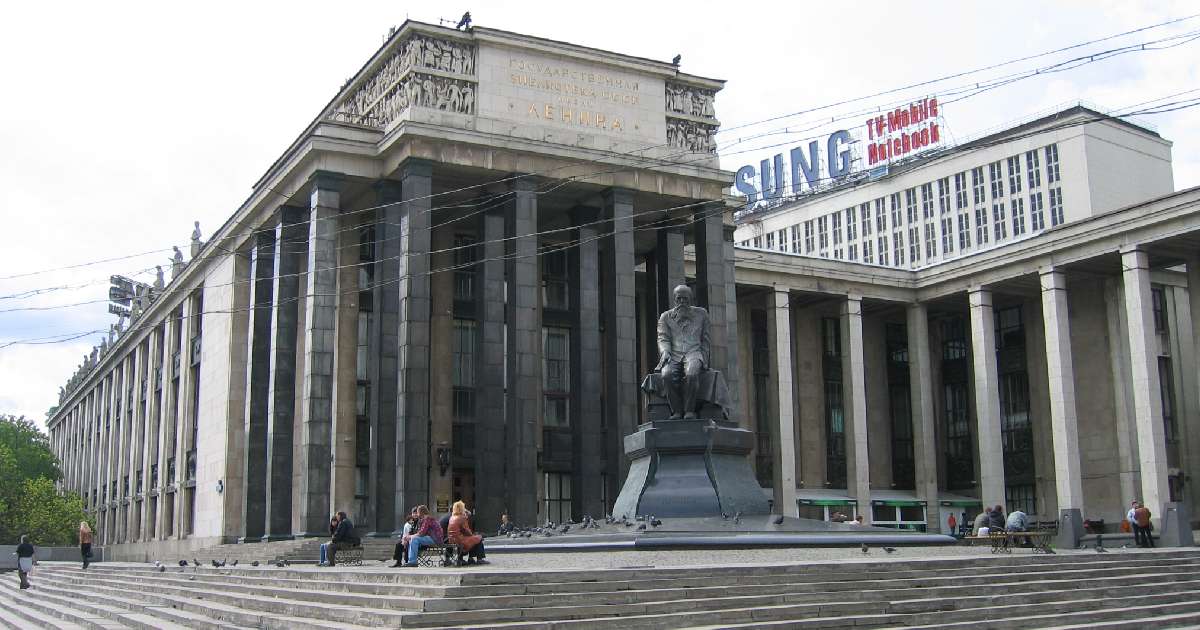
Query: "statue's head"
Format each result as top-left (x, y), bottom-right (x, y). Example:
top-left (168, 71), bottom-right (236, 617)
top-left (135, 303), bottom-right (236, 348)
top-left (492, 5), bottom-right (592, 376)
top-left (672, 284), bottom-right (692, 308)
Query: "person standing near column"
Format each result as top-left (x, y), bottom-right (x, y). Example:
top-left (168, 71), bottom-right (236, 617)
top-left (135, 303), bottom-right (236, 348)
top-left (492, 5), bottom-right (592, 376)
top-left (79, 521), bottom-right (93, 569)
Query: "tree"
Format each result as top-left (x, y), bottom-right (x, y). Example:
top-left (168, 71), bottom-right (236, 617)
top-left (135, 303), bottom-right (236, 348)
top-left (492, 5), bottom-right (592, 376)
top-left (10, 477), bottom-right (90, 546)
top-left (0, 415), bottom-right (60, 483)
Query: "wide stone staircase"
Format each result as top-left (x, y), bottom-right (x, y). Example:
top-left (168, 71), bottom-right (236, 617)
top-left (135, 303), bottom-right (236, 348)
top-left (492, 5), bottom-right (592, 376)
top-left (3, 549), bottom-right (1200, 629)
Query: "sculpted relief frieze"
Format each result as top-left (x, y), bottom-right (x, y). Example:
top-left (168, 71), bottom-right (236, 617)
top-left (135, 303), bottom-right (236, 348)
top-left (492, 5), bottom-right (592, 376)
top-left (665, 82), bottom-right (716, 120)
top-left (667, 118), bottom-right (717, 154)
top-left (329, 32), bottom-right (476, 128)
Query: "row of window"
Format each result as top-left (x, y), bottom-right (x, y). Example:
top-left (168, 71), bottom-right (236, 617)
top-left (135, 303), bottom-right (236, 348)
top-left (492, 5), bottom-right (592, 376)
top-left (741, 144), bottom-right (1065, 268)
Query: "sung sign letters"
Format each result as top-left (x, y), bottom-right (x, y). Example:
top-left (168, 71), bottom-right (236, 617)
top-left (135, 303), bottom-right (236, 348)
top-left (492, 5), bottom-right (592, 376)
top-left (734, 130), bottom-right (852, 204)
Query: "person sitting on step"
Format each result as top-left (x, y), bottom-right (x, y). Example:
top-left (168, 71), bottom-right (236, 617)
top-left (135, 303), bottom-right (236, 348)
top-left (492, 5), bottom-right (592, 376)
top-left (319, 513), bottom-right (339, 566)
top-left (447, 500), bottom-right (486, 564)
top-left (401, 505), bottom-right (443, 567)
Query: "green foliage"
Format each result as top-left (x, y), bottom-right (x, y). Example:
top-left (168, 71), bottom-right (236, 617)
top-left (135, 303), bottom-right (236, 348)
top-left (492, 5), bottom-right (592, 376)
top-left (0, 415), bottom-right (81, 544)
top-left (0, 415), bottom-right (60, 483)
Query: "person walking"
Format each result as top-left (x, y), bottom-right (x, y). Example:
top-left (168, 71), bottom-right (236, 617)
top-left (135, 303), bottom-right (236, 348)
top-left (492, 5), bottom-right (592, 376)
top-left (79, 521), bottom-right (94, 569)
top-left (15, 535), bottom-right (35, 589)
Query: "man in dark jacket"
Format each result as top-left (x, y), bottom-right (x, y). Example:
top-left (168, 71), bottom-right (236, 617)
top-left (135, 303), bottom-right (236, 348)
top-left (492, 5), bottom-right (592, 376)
top-left (987, 505), bottom-right (1007, 531)
top-left (327, 511), bottom-right (359, 566)
top-left (15, 535), bottom-right (35, 589)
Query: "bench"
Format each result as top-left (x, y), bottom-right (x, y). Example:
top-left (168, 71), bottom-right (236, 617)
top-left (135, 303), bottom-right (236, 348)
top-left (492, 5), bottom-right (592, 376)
top-left (334, 543), bottom-right (363, 566)
top-left (416, 543), bottom-right (463, 567)
top-left (988, 530), bottom-right (1054, 554)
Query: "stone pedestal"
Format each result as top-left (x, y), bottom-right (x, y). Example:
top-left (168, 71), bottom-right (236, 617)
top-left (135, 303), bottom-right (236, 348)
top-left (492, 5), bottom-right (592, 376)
top-left (1158, 502), bottom-right (1195, 547)
top-left (613, 419), bottom-right (770, 519)
top-left (1056, 507), bottom-right (1083, 550)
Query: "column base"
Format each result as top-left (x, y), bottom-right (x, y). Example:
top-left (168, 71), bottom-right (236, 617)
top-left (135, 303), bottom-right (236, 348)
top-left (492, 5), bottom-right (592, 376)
top-left (613, 419), bottom-right (770, 519)
top-left (260, 534), bottom-right (294, 543)
top-left (1055, 508), bottom-right (1083, 550)
top-left (1158, 502), bottom-right (1195, 547)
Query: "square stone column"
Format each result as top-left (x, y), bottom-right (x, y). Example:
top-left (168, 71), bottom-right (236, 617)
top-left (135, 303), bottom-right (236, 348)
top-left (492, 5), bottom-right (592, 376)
top-left (474, 205), bottom-right (507, 528)
top-left (240, 230), bottom-right (275, 542)
top-left (370, 180), bottom-right (402, 536)
top-left (428, 223), bottom-right (455, 513)
top-left (296, 172), bottom-right (343, 537)
top-left (722, 224), bottom-right (743, 419)
top-left (330, 207), bottom-right (360, 518)
top-left (841, 295), bottom-right (871, 521)
top-left (655, 227), bottom-right (686, 314)
top-left (1039, 269), bottom-right (1085, 512)
top-left (692, 204), bottom-right (729, 379)
top-left (505, 176), bottom-right (540, 524)
top-left (906, 302), bottom-right (941, 529)
top-left (139, 330), bottom-right (161, 541)
top-left (602, 188), bottom-right (639, 492)
top-left (264, 205), bottom-right (305, 541)
top-left (1121, 248), bottom-right (1170, 524)
top-left (396, 161), bottom-right (434, 521)
top-left (969, 287), bottom-right (1006, 509)
top-left (571, 211), bottom-right (606, 519)
top-left (766, 288), bottom-right (798, 516)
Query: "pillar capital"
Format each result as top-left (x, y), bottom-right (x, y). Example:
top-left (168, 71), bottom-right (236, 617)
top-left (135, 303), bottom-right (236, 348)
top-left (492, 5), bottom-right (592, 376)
top-left (968, 286), bottom-right (992, 308)
top-left (399, 158), bottom-right (434, 180)
top-left (310, 170), bottom-right (345, 192)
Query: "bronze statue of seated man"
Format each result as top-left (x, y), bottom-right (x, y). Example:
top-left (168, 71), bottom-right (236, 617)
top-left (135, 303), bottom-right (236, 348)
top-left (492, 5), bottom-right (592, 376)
top-left (641, 285), bottom-right (730, 420)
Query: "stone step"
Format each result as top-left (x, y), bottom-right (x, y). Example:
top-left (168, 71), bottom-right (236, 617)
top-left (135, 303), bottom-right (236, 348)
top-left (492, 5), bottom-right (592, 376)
top-left (0, 582), bottom-right (89, 630)
top-left (0, 578), bottom-right (152, 630)
top-left (30, 568), bottom-right (413, 628)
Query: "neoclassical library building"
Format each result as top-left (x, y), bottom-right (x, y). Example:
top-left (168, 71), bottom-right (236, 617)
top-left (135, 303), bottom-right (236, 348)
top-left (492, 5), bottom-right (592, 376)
top-left (47, 21), bottom-right (1200, 557)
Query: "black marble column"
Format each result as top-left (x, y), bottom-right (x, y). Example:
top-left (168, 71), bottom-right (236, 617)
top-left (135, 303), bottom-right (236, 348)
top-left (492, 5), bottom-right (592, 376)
top-left (570, 209), bottom-right (605, 519)
top-left (263, 205), bottom-right (305, 541)
top-left (721, 224), bottom-right (742, 419)
top-left (602, 188), bottom-right (638, 489)
top-left (655, 227), bottom-right (686, 313)
top-left (505, 177), bottom-right (540, 524)
top-left (475, 204), bottom-right (507, 529)
top-left (692, 203), bottom-right (729, 379)
top-left (396, 159), bottom-right (432, 525)
top-left (368, 180), bottom-right (402, 536)
top-left (296, 172), bottom-right (342, 537)
top-left (240, 230), bottom-right (274, 542)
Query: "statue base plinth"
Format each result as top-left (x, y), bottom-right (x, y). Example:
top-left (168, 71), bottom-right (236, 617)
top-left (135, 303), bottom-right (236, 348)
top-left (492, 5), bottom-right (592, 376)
top-left (613, 419), bottom-right (770, 519)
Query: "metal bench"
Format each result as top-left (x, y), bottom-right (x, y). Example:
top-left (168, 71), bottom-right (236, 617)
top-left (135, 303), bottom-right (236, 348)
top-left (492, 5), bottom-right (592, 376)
top-left (335, 544), bottom-right (363, 566)
top-left (988, 530), bottom-right (1054, 554)
top-left (416, 543), bottom-right (463, 567)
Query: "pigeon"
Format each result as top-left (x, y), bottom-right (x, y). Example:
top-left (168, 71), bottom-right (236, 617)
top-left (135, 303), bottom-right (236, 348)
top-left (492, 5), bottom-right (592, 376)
top-left (154, 560), bottom-right (162, 568)
top-left (650, 518), bottom-right (662, 528)
top-left (211, 560), bottom-right (221, 568)
top-left (733, 512), bottom-right (742, 526)
top-left (157, 564), bottom-right (166, 573)
top-left (560, 524), bottom-right (570, 534)
top-left (178, 560), bottom-right (188, 567)
top-left (861, 543), bottom-right (869, 554)
top-left (722, 513), bottom-right (729, 520)
top-left (671, 54), bottom-right (681, 66)
top-left (250, 561), bottom-right (260, 567)
top-left (192, 558), bottom-right (201, 567)
top-left (772, 515), bottom-right (785, 525)
top-left (637, 523), bottom-right (647, 531)
top-left (883, 547), bottom-right (897, 554)
top-left (454, 11), bottom-right (471, 30)
top-left (229, 559), bottom-right (238, 567)
top-left (274, 560), bottom-right (287, 567)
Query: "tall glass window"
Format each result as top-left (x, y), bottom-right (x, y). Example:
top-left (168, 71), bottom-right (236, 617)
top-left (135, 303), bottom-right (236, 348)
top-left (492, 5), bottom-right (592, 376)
top-left (542, 327), bottom-right (570, 427)
top-left (941, 317), bottom-right (972, 490)
top-left (452, 319), bottom-right (477, 458)
top-left (886, 323), bottom-right (914, 489)
top-left (542, 248), bottom-right (569, 311)
top-left (543, 472), bottom-right (572, 524)
top-left (822, 318), bottom-right (845, 488)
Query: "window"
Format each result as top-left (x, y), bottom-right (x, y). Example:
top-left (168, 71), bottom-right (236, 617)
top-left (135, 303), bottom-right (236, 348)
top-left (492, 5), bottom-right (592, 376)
top-left (790, 225), bottom-right (801, 253)
top-left (886, 323), bottom-right (914, 490)
top-left (954, 172), bottom-right (968, 210)
top-left (972, 167), bottom-right (986, 205)
top-left (989, 161), bottom-right (1004, 199)
top-left (860, 203), bottom-right (872, 237)
top-left (1159, 356), bottom-right (1178, 443)
top-left (1006, 155), bottom-right (1022, 195)
top-left (1045, 144), bottom-right (1061, 184)
top-left (832, 212), bottom-right (843, 246)
top-left (893, 231), bottom-right (904, 266)
top-left (923, 223), bottom-right (936, 260)
top-left (863, 239), bottom-right (874, 265)
top-left (543, 472), bottom-right (572, 524)
top-left (876, 198), bottom-right (887, 233)
top-left (804, 220), bottom-right (815, 253)
top-left (1152, 287), bottom-right (1167, 333)
top-left (906, 188), bottom-right (919, 224)
top-left (921, 183), bottom-right (934, 219)
top-left (1049, 187), bottom-right (1065, 226)
top-left (846, 207), bottom-right (857, 241)
top-left (941, 217), bottom-right (954, 255)
top-left (453, 234), bottom-right (477, 301)
top-left (751, 311), bottom-right (773, 486)
top-left (877, 236), bottom-right (889, 266)
top-left (752, 235), bottom-right (762, 248)
top-left (938, 177), bottom-right (951, 215)
top-left (1026, 150), bottom-right (1042, 188)
top-left (890, 193), bottom-right (902, 229)
top-left (542, 327), bottom-right (570, 427)
top-left (993, 202), bottom-right (1007, 241)
top-left (766, 232), bottom-right (775, 250)
top-left (958, 213), bottom-right (972, 250)
top-left (848, 243), bottom-right (857, 261)
top-left (1011, 197), bottom-right (1025, 236)
top-left (822, 318), bottom-right (846, 488)
top-left (542, 249), bottom-right (569, 311)
top-left (818, 216), bottom-right (829, 252)
top-left (1029, 192), bottom-right (1045, 231)
top-left (452, 320), bottom-right (476, 416)
top-left (909, 226), bottom-right (920, 263)
top-left (996, 306), bottom-right (1025, 350)
top-left (976, 207), bottom-right (989, 245)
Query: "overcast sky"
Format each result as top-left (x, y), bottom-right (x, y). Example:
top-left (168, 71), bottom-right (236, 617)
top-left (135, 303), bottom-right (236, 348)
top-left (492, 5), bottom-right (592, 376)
top-left (1, 0), bottom-right (1197, 429)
